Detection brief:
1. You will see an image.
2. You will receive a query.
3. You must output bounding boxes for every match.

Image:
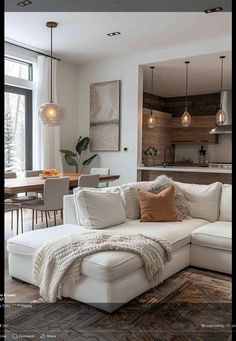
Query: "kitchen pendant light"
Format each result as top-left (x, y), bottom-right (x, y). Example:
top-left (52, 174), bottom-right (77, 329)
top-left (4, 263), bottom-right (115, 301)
top-left (147, 66), bottom-right (157, 128)
top-left (215, 56), bottom-right (226, 125)
top-left (38, 22), bottom-right (66, 126)
top-left (181, 61), bottom-right (191, 127)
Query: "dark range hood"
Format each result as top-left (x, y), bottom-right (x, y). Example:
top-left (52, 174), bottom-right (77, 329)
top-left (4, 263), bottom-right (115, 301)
top-left (209, 90), bottom-right (232, 134)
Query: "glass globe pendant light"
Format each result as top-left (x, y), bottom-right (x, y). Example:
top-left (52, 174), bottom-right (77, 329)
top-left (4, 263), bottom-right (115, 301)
top-left (147, 66), bottom-right (157, 128)
top-left (216, 56), bottom-right (226, 125)
top-left (38, 22), bottom-right (66, 125)
top-left (181, 61), bottom-right (191, 127)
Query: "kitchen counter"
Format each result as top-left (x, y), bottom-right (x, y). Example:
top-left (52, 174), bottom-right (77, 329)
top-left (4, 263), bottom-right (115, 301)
top-left (137, 166), bottom-right (232, 174)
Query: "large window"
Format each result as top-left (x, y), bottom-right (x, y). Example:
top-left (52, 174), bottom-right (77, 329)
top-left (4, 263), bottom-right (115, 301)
top-left (5, 56), bottom-right (33, 81)
top-left (4, 85), bottom-right (32, 172)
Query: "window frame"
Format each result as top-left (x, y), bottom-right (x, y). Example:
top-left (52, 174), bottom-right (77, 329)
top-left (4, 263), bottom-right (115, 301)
top-left (4, 85), bottom-right (33, 171)
top-left (5, 56), bottom-right (33, 81)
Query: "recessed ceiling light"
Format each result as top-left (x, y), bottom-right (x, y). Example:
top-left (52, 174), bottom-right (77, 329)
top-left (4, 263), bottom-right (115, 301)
top-left (17, 0), bottom-right (32, 7)
top-left (107, 32), bottom-right (121, 37)
top-left (204, 7), bottom-right (223, 13)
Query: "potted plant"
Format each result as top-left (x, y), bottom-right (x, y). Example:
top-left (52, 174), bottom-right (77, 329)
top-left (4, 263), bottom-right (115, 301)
top-left (144, 146), bottom-right (158, 166)
top-left (60, 136), bottom-right (98, 173)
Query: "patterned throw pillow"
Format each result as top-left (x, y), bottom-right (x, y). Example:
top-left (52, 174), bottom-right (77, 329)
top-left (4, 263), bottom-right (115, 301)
top-left (149, 176), bottom-right (190, 220)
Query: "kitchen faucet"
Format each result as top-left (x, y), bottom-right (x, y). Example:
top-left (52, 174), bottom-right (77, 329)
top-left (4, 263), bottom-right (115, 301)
top-left (163, 147), bottom-right (171, 167)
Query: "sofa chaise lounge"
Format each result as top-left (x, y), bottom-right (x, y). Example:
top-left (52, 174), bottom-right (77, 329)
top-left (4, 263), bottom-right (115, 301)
top-left (7, 179), bottom-right (232, 312)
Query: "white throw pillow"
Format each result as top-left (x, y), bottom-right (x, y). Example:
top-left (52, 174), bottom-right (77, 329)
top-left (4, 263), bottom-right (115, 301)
top-left (219, 184), bottom-right (232, 222)
top-left (73, 188), bottom-right (126, 229)
top-left (120, 180), bottom-right (160, 219)
top-left (173, 181), bottom-right (222, 222)
top-left (73, 186), bottom-right (120, 225)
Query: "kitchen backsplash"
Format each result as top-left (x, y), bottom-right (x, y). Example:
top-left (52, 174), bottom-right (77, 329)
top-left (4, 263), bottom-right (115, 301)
top-left (175, 134), bottom-right (232, 163)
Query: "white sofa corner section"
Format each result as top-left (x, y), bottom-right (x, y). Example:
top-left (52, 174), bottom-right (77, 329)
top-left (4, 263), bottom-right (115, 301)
top-left (7, 181), bottom-right (232, 312)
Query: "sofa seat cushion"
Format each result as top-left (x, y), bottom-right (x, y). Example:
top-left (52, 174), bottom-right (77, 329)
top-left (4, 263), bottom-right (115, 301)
top-left (191, 221), bottom-right (232, 251)
top-left (7, 219), bottom-right (207, 282)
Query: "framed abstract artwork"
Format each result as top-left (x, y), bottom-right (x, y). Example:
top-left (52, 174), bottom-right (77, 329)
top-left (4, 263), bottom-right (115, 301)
top-left (90, 80), bottom-right (121, 151)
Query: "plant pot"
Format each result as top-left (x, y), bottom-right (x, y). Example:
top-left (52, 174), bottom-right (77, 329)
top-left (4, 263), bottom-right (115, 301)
top-left (146, 155), bottom-right (154, 167)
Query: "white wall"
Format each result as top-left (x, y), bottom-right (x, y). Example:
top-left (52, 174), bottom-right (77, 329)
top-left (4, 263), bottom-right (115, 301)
top-left (77, 36), bottom-right (231, 185)
top-left (57, 61), bottom-right (79, 172)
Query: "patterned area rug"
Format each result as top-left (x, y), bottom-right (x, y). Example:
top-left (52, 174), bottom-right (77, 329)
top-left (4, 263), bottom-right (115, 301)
top-left (5, 267), bottom-right (232, 341)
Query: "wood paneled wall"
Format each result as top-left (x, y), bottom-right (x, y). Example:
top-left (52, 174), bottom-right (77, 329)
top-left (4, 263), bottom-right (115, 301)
top-left (142, 109), bottom-right (173, 165)
top-left (143, 92), bottom-right (220, 117)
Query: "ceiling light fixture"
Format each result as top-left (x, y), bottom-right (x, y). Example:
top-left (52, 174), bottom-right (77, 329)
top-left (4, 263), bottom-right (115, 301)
top-left (147, 66), bottom-right (157, 129)
top-left (215, 56), bottom-right (226, 125)
top-left (17, 0), bottom-right (32, 7)
top-left (38, 22), bottom-right (66, 126)
top-left (181, 61), bottom-right (191, 128)
top-left (107, 32), bottom-right (121, 36)
top-left (204, 7), bottom-right (223, 13)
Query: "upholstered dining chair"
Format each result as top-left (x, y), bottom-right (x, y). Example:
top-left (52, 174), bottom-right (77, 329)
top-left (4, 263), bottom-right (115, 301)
top-left (20, 177), bottom-right (70, 229)
top-left (90, 168), bottom-right (110, 187)
top-left (5, 203), bottom-right (20, 235)
top-left (78, 174), bottom-right (99, 188)
top-left (25, 170), bottom-right (43, 177)
top-left (25, 169), bottom-right (46, 223)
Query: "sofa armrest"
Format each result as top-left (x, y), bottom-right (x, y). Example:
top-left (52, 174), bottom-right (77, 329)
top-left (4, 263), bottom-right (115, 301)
top-left (63, 194), bottom-right (78, 225)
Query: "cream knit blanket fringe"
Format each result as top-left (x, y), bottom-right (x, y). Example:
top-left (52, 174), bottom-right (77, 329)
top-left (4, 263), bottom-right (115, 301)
top-left (32, 232), bottom-right (172, 303)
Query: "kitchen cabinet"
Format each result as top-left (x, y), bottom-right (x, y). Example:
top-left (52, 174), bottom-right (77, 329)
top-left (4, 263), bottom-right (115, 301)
top-left (171, 116), bottom-right (218, 145)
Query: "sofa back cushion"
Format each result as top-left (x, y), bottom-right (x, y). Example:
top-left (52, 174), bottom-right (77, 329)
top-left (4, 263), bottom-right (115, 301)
top-left (120, 180), bottom-right (159, 219)
top-left (173, 181), bottom-right (222, 222)
top-left (219, 184), bottom-right (232, 221)
top-left (74, 188), bottom-right (126, 229)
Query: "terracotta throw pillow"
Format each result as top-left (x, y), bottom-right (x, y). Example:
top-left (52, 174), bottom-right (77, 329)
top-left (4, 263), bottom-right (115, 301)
top-left (137, 186), bottom-right (182, 222)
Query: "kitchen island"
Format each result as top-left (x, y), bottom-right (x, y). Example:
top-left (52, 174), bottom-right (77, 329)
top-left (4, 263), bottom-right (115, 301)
top-left (137, 166), bottom-right (232, 184)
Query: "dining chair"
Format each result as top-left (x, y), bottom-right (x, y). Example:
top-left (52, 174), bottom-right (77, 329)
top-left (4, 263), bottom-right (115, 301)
top-left (78, 174), bottom-right (99, 188)
top-left (5, 203), bottom-right (20, 235)
top-left (25, 170), bottom-right (43, 177)
top-left (91, 168), bottom-right (110, 187)
top-left (25, 169), bottom-right (45, 222)
top-left (20, 177), bottom-right (70, 229)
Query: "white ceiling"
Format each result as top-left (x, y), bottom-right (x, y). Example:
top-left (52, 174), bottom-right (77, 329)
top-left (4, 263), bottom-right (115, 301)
top-left (5, 12), bottom-right (231, 65)
top-left (143, 51), bottom-right (232, 97)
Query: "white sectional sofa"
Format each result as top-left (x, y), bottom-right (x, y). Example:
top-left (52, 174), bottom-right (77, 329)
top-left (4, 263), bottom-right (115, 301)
top-left (7, 179), bottom-right (232, 312)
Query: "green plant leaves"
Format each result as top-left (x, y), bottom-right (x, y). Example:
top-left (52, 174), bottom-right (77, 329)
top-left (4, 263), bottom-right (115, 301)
top-left (60, 137), bottom-right (97, 170)
top-left (76, 137), bottom-right (90, 155)
top-left (65, 154), bottom-right (77, 166)
top-left (59, 149), bottom-right (76, 157)
top-left (82, 154), bottom-right (98, 166)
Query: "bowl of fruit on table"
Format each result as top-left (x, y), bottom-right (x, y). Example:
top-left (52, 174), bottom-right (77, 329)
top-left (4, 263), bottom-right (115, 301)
top-left (40, 169), bottom-right (60, 179)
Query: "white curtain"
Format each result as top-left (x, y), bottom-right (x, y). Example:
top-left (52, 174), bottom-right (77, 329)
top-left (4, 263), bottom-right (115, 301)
top-left (33, 55), bottom-right (63, 172)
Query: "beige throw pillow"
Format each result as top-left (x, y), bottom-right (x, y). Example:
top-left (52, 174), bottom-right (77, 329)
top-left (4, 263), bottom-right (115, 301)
top-left (74, 189), bottom-right (126, 229)
top-left (137, 186), bottom-right (181, 222)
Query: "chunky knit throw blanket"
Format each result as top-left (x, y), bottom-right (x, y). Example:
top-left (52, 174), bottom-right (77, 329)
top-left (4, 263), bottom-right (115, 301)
top-left (32, 232), bottom-right (172, 303)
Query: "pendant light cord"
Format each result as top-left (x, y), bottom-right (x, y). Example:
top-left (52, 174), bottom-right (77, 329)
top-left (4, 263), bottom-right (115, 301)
top-left (185, 62), bottom-right (189, 111)
top-left (150, 66), bottom-right (154, 116)
top-left (219, 57), bottom-right (224, 109)
top-left (50, 25), bottom-right (53, 103)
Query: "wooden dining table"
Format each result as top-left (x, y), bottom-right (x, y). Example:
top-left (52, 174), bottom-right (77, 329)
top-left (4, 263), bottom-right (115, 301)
top-left (4, 172), bottom-right (120, 195)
